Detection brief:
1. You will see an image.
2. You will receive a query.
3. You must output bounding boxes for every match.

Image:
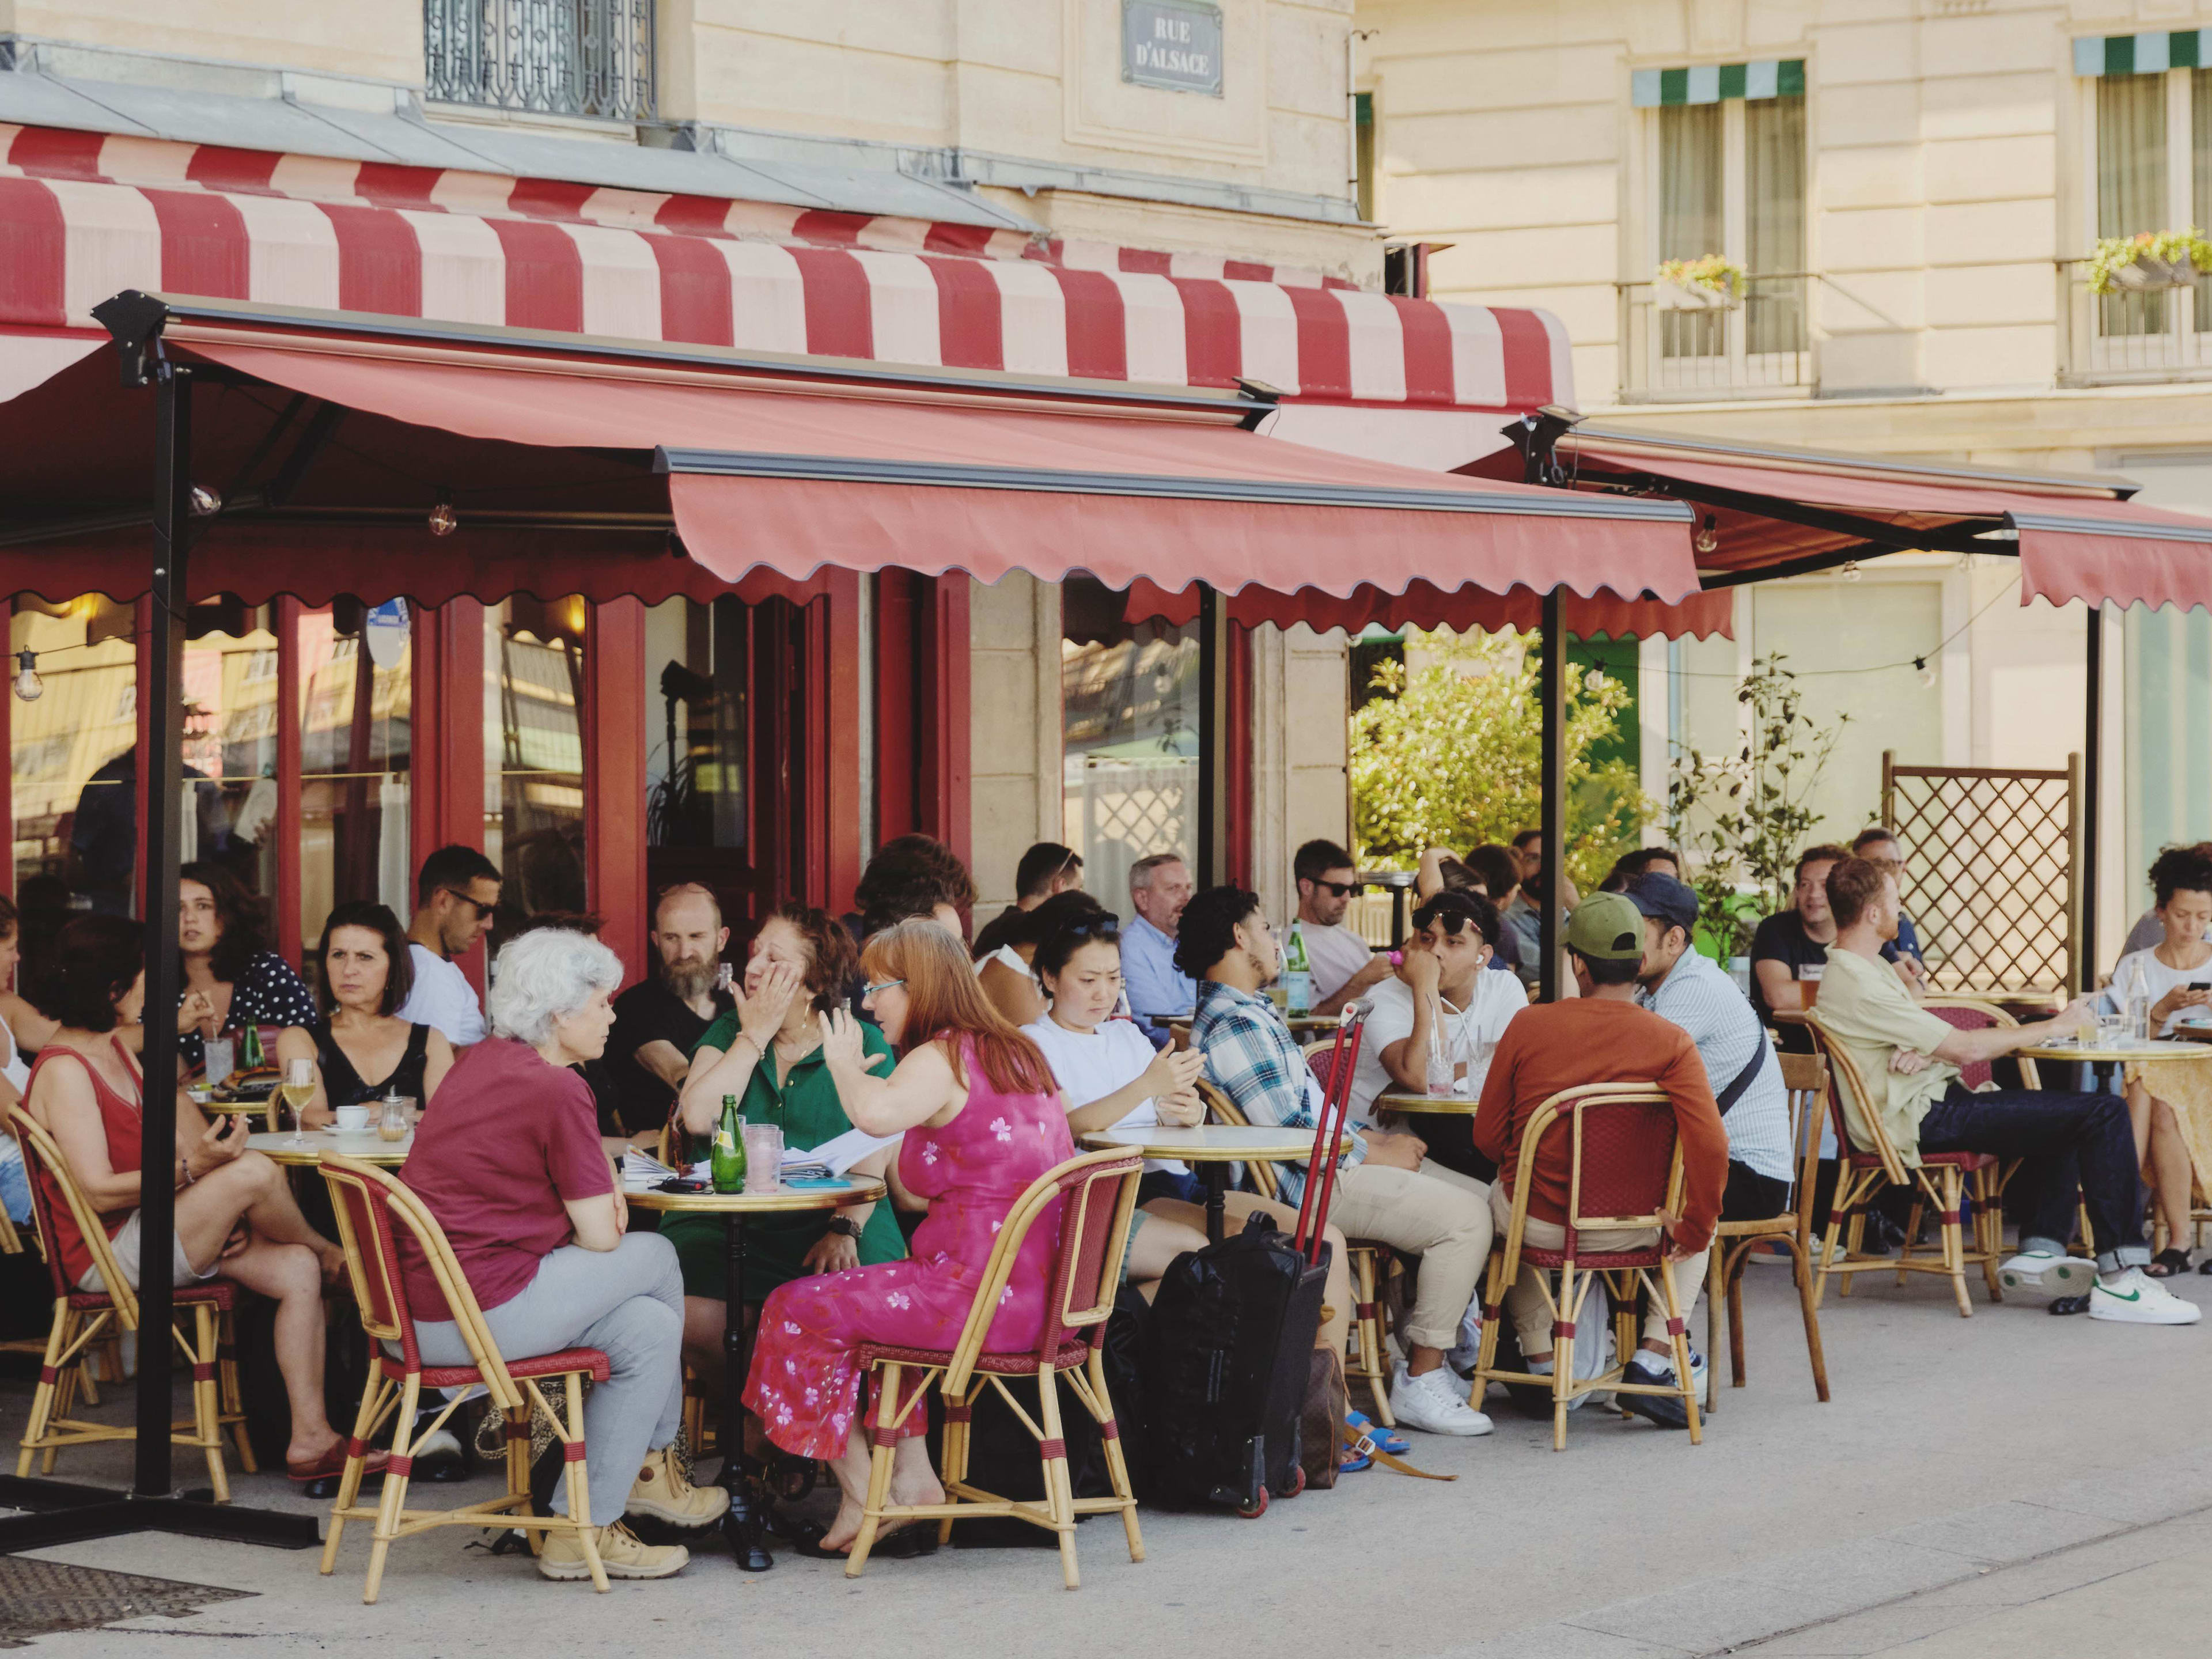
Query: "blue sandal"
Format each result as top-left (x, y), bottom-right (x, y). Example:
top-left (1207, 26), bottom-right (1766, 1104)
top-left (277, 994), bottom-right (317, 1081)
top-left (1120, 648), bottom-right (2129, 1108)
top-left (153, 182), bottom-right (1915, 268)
top-left (1346, 1410), bottom-right (1409, 1457)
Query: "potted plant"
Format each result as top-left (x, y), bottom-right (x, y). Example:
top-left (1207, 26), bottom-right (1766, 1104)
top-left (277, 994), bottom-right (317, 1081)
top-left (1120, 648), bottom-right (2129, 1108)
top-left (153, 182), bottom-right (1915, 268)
top-left (1654, 255), bottom-right (1745, 311)
top-left (2089, 228), bottom-right (2212, 295)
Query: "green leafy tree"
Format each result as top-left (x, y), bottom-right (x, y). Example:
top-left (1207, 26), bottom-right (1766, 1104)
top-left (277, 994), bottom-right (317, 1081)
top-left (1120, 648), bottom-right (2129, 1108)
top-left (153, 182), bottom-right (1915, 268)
top-left (1350, 630), bottom-right (1647, 893)
top-left (1666, 653), bottom-right (1849, 957)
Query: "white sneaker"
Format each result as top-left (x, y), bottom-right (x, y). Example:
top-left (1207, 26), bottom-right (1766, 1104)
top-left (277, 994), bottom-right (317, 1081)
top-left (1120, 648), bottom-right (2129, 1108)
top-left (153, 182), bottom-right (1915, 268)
top-left (2000, 1249), bottom-right (2095, 1293)
top-left (1444, 1304), bottom-right (1483, 1377)
top-left (2088, 1268), bottom-right (2204, 1325)
top-left (1387, 1362), bottom-right (1494, 1437)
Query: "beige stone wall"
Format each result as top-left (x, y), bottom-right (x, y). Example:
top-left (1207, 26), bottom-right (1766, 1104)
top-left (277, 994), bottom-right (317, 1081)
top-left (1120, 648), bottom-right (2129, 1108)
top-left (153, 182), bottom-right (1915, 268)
top-left (1251, 622), bottom-right (1351, 926)
top-left (968, 573), bottom-right (1064, 931)
top-left (7, 0), bottom-right (425, 85)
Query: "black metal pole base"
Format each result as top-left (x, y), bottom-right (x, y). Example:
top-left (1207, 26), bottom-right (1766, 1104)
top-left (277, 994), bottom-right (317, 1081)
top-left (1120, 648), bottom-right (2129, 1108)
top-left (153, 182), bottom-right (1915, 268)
top-left (0, 1475), bottom-right (319, 1554)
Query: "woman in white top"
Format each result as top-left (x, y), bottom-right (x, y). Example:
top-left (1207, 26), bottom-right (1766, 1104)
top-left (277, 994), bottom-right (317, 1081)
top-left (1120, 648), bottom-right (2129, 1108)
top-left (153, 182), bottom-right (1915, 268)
top-left (2111, 859), bottom-right (2212, 1275)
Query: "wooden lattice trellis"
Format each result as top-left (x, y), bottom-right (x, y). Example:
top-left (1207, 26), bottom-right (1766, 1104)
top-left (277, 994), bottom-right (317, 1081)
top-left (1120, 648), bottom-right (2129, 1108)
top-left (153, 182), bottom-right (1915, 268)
top-left (1881, 752), bottom-right (2083, 995)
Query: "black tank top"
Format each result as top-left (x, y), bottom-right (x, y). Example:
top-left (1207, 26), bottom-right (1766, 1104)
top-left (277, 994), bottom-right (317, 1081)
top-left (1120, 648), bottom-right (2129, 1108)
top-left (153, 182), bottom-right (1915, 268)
top-left (313, 1020), bottom-right (433, 1107)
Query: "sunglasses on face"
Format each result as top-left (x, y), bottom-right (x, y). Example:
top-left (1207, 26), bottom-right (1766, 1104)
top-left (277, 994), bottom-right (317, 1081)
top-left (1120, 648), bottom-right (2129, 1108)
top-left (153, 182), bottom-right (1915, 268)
top-left (443, 888), bottom-right (497, 921)
top-left (1309, 879), bottom-right (1359, 899)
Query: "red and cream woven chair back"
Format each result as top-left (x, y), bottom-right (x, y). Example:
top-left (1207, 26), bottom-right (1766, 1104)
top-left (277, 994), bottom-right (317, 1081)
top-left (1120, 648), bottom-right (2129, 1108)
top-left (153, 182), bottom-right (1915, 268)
top-left (9, 1107), bottom-right (144, 1327)
top-left (1921, 997), bottom-right (2036, 1091)
top-left (1560, 1086), bottom-right (1681, 1252)
top-left (1801, 1014), bottom-right (1910, 1184)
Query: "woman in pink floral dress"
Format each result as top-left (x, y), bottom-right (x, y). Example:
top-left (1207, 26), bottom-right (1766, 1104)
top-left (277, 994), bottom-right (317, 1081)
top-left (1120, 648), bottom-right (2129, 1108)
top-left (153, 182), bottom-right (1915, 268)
top-left (744, 919), bottom-right (1074, 1554)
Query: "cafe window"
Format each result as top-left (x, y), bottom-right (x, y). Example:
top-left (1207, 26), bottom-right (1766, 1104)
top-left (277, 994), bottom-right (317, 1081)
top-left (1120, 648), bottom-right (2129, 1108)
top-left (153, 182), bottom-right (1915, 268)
top-left (485, 597), bottom-right (588, 935)
top-left (298, 603), bottom-right (412, 951)
top-left (1650, 75), bottom-right (1807, 359)
top-left (10, 597), bottom-right (142, 933)
top-left (1060, 575), bottom-right (1198, 906)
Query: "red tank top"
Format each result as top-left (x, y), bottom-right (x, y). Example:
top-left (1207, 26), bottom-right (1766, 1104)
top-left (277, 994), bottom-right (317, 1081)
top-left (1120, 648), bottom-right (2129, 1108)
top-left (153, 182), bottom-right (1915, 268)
top-left (28, 1038), bottom-right (144, 1289)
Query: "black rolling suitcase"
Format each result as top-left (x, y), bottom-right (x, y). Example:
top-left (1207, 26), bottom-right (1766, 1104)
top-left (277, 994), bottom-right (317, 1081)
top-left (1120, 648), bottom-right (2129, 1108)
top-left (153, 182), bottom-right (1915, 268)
top-left (1139, 1212), bottom-right (1324, 1516)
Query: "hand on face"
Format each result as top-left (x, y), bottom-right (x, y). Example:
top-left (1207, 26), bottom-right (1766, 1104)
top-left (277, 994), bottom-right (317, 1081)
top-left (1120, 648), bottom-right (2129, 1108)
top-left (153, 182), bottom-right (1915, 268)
top-left (737, 960), bottom-right (803, 1047)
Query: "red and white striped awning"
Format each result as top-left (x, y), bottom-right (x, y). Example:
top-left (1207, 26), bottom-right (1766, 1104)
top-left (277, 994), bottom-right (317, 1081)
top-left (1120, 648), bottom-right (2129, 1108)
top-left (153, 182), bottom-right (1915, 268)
top-left (0, 123), bottom-right (1573, 410)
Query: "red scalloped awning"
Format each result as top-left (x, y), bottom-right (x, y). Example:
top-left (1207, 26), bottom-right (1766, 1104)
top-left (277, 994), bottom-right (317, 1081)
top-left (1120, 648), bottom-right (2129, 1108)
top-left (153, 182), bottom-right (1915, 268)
top-left (1123, 578), bottom-right (1734, 639)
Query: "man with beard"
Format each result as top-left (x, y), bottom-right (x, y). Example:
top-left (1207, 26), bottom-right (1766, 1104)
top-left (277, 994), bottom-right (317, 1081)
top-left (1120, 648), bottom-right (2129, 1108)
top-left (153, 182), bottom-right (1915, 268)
top-left (606, 884), bottom-right (736, 1137)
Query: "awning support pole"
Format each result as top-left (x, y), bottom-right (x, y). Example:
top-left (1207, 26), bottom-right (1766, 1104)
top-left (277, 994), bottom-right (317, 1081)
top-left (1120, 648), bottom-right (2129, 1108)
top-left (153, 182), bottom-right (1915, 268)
top-left (1539, 589), bottom-right (1566, 1002)
top-left (0, 361), bottom-right (315, 1556)
top-left (1196, 583), bottom-right (1230, 888)
top-left (2081, 602), bottom-right (2102, 993)
top-left (135, 362), bottom-right (191, 1498)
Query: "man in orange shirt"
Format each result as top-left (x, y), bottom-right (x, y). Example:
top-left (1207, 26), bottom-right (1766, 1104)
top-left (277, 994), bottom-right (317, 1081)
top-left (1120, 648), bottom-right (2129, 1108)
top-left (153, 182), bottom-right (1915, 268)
top-left (1472, 892), bottom-right (1730, 1428)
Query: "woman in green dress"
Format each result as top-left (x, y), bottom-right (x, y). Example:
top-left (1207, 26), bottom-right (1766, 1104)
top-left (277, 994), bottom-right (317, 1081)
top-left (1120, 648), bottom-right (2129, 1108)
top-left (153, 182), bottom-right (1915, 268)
top-left (668, 904), bottom-right (906, 1391)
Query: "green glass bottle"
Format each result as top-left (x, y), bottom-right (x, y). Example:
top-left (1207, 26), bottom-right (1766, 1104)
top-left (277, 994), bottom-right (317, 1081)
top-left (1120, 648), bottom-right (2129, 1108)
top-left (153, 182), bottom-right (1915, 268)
top-left (710, 1094), bottom-right (746, 1194)
top-left (241, 1022), bottom-right (264, 1071)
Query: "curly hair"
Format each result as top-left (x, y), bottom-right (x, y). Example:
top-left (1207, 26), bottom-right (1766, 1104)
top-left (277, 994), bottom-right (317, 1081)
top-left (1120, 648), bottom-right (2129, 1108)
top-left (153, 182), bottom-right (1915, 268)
top-left (759, 902), bottom-right (859, 1013)
top-left (180, 861), bottom-right (272, 984)
top-left (2149, 843), bottom-right (2212, 909)
top-left (854, 835), bottom-right (976, 934)
top-left (1173, 885), bottom-right (1261, 982)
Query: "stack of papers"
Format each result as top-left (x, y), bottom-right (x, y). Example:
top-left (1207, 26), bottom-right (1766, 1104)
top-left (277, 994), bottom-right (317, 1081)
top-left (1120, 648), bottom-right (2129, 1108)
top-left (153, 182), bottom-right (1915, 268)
top-left (779, 1127), bottom-right (901, 1181)
top-left (622, 1147), bottom-right (707, 1188)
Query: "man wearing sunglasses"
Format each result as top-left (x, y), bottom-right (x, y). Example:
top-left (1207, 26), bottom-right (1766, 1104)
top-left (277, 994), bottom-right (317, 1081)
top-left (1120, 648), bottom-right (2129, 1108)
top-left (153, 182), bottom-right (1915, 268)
top-left (396, 844), bottom-right (504, 1048)
top-left (1287, 839), bottom-right (1392, 1016)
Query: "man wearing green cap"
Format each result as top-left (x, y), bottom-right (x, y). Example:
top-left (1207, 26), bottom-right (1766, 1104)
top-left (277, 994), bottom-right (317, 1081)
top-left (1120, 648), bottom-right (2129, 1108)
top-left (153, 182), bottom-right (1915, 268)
top-left (1473, 891), bottom-right (1730, 1429)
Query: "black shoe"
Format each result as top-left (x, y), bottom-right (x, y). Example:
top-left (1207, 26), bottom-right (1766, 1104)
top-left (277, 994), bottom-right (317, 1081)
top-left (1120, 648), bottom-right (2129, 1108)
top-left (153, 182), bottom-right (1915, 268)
top-left (1617, 1360), bottom-right (1690, 1430)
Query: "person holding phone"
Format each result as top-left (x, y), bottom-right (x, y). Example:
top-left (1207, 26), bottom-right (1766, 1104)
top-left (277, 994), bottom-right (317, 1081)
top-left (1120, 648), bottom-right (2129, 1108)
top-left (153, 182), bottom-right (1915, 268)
top-left (2109, 852), bottom-right (2212, 1275)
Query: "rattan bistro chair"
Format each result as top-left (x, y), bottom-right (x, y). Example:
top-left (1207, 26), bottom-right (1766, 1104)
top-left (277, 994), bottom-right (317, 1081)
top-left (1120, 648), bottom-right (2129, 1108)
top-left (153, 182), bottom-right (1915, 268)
top-left (847, 1148), bottom-right (1146, 1590)
top-left (1803, 1011), bottom-right (2006, 1318)
top-left (1300, 1037), bottom-right (1399, 1427)
top-left (1468, 1084), bottom-right (1700, 1452)
top-left (318, 1155), bottom-right (612, 1600)
top-left (9, 1107), bottom-right (252, 1494)
top-left (1700, 1051), bottom-right (1831, 1416)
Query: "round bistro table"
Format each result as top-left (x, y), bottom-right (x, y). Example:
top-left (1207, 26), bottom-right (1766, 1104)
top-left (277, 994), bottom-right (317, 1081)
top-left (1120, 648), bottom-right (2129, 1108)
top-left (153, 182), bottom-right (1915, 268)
top-left (245, 1128), bottom-right (412, 1166)
top-left (1078, 1126), bottom-right (1349, 1244)
top-left (624, 1179), bottom-right (887, 1571)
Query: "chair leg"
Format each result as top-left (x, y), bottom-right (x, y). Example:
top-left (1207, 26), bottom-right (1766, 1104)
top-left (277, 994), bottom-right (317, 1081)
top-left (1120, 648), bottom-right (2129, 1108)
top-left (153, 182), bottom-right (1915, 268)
top-left (1840, 1205), bottom-right (1866, 1300)
top-left (1702, 1248), bottom-right (1721, 1416)
top-left (1658, 1260), bottom-right (1702, 1447)
top-left (322, 1372), bottom-right (387, 1577)
top-left (1468, 1247), bottom-right (1506, 1405)
top-left (16, 1302), bottom-right (66, 1478)
top-left (561, 1374), bottom-right (608, 1594)
top-left (505, 1407), bottom-right (536, 1549)
top-left (1036, 1366), bottom-right (1081, 1591)
top-left (1783, 1234), bottom-right (1832, 1403)
top-left (1725, 1245), bottom-right (1750, 1391)
top-left (363, 1376), bottom-right (419, 1605)
top-left (1354, 1251), bottom-right (1393, 1429)
top-left (1550, 1266), bottom-right (1574, 1454)
top-left (937, 1387), bottom-right (969, 1546)
top-left (1942, 1169), bottom-right (1973, 1319)
top-left (1088, 1348), bottom-right (1143, 1566)
top-left (191, 1305), bottom-right (229, 1504)
top-left (1976, 1171), bottom-right (2005, 1304)
top-left (844, 1363), bottom-right (899, 1579)
top-left (218, 1310), bottom-right (255, 1474)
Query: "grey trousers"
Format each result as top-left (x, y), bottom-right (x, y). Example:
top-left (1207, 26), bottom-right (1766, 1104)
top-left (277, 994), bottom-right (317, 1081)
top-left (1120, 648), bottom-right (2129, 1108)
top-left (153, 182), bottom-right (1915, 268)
top-left (413, 1232), bottom-right (685, 1527)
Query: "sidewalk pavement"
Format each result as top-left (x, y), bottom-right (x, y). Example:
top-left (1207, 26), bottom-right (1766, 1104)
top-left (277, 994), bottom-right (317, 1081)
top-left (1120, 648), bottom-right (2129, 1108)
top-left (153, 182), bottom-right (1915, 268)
top-left (3, 1261), bottom-right (2209, 1656)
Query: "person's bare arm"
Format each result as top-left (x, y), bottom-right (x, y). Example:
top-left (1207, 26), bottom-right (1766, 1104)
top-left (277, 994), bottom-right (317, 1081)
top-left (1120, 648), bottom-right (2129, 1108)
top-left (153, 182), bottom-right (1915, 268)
top-left (1926, 997), bottom-right (2096, 1067)
top-left (1313, 955), bottom-right (1390, 1018)
top-left (631, 1038), bottom-right (691, 1089)
top-left (1754, 959), bottom-right (1804, 1013)
top-left (272, 1026), bottom-right (333, 1127)
top-left (978, 958), bottom-right (1046, 1027)
top-left (564, 1190), bottom-right (623, 1252)
top-left (1414, 848), bottom-right (1453, 904)
top-left (1380, 953), bottom-right (1440, 1090)
top-left (822, 1010), bottom-right (963, 1135)
top-left (421, 1030), bottom-right (455, 1104)
top-left (0, 993), bottom-right (58, 1055)
top-left (677, 964), bottom-right (799, 1137)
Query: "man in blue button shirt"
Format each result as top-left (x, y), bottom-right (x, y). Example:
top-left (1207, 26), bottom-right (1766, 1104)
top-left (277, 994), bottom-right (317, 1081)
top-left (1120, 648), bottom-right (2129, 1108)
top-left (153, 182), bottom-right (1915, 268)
top-left (1122, 853), bottom-right (1196, 1037)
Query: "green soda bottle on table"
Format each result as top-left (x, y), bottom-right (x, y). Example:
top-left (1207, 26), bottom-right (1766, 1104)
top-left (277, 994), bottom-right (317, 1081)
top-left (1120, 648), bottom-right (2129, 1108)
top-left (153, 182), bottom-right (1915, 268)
top-left (1282, 927), bottom-right (1313, 1017)
top-left (710, 1094), bottom-right (746, 1194)
top-left (241, 1022), bottom-right (264, 1072)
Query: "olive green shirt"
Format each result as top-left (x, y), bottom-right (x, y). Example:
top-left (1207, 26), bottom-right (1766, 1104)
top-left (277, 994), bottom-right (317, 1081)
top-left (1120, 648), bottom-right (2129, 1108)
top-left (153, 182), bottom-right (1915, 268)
top-left (1810, 946), bottom-right (1960, 1168)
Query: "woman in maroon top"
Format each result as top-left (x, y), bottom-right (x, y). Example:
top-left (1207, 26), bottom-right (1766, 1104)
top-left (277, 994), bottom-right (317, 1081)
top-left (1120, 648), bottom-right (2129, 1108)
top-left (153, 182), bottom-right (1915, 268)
top-left (400, 926), bottom-right (724, 1584)
top-left (24, 915), bottom-right (359, 1479)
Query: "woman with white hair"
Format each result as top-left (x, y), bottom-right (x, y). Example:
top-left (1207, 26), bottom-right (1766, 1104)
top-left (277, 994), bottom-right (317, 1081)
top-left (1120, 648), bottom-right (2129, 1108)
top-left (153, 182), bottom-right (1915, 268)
top-left (400, 927), bottom-right (725, 1582)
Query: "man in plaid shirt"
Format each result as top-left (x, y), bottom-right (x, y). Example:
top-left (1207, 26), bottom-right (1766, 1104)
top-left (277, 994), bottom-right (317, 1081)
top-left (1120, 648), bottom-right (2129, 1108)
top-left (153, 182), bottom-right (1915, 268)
top-left (1180, 884), bottom-right (1497, 1438)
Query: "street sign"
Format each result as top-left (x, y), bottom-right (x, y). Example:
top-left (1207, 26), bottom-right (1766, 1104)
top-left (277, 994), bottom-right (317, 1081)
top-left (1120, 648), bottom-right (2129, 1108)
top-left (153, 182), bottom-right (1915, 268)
top-left (1122, 0), bottom-right (1224, 97)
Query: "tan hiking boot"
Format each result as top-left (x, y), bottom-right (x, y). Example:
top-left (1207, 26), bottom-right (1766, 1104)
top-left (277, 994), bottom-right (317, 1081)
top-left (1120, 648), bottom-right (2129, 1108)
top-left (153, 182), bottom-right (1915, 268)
top-left (625, 1445), bottom-right (730, 1528)
top-left (537, 1520), bottom-right (689, 1581)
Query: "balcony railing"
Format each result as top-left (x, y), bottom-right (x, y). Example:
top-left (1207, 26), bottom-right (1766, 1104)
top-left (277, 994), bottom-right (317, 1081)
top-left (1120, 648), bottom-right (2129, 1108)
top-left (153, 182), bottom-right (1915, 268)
top-left (425, 0), bottom-right (656, 123)
top-left (2055, 259), bottom-right (2212, 386)
top-left (1616, 272), bottom-right (1813, 402)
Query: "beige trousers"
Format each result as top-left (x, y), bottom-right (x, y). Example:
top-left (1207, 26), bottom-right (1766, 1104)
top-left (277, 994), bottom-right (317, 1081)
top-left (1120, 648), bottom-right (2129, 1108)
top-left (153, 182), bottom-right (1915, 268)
top-left (1325, 1160), bottom-right (1493, 1351)
top-left (1487, 1184), bottom-right (1707, 1362)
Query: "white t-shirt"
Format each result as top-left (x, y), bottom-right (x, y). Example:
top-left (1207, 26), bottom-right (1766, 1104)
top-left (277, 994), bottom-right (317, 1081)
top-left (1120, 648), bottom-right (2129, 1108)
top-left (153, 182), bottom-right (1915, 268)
top-left (1349, 970), bottom-right (1527, 1128)
top-left (1290, 921), bottom-right (1378, 1003)
top-left (1022, 1013), bottom-right (1185, 1175)
top-left (395, 944), bottom-right (486, 1047)
top-left (2109, 946), bottom-right (2212, 1036)
top-left (0, 1017), bottom-right (27, 1098)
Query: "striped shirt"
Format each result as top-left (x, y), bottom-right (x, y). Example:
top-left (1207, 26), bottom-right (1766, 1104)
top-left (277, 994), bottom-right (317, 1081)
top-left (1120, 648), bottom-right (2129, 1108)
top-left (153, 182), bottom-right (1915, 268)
top-left (1635, 947), bottom-right (1795, 1183)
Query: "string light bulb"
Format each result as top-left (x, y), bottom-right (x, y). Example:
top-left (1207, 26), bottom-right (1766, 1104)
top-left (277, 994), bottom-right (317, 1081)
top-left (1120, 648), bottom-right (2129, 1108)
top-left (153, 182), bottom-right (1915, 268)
top-left (1915, 657), bottom-right (1937, 689)
top-left (12, 650), bottom-right (41, 703)
top-left (1695, 513), bottom-right (1718, 554)
top-left (188, 484), bottom-right (222, 517)
top-left (1842, 558), bottom-right (1862, 582)
top-left (427, 496), bottom-right (457, 537)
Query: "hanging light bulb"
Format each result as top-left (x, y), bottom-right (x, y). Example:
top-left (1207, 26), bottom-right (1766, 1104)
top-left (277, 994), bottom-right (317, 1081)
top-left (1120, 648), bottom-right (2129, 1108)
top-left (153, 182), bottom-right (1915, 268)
top-left (1915, 657), bottom-right (1937, 689)
top-left (1695, 513), bottom-right (1718, 554)
top-left (188, 484), bottom-right (222, 517)
top-left (427, 495), bottom-right (457, 537)
top-left (12, 649), bottom-right (41, 702)
top-left (1842, 558), bottom-right (1862, 582)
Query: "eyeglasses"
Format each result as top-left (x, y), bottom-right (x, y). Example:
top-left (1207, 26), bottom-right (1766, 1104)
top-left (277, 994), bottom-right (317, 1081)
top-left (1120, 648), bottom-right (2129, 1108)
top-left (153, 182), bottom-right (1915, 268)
top-left (442, 888), bottom-right (497, 921)
top-left (862, 978), bottom-right (905, 998)
top-left (1309, 878), bottom-right (1359, 899)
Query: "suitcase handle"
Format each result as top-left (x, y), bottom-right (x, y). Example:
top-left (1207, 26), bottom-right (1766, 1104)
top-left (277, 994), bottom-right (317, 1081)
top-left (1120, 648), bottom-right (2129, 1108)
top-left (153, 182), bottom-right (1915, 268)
top-left (1295, 1001), bottom-right (1369, 1264)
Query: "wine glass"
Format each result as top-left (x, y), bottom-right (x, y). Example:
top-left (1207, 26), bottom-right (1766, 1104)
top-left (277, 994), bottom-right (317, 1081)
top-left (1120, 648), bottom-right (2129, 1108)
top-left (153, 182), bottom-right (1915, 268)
top-left (281, 1056), bottom-right (315, 1146)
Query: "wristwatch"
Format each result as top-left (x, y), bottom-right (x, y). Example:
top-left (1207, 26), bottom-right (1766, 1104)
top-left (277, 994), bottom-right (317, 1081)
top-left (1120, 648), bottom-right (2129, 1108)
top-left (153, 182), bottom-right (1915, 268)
top-left (824, 1215), bottom-right (863, 1240)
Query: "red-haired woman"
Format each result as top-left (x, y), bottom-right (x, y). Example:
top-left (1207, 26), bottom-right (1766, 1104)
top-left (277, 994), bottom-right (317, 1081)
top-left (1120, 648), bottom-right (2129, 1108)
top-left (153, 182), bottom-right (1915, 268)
top-left (744, 919), bottom-right (1074, 1556)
